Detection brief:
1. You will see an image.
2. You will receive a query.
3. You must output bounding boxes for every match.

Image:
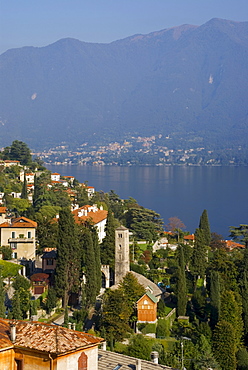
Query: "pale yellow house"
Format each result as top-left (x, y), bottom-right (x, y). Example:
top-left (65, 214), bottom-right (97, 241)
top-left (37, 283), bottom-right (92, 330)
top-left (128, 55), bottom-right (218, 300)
top-left (0, 217), bottom-right (37, 260)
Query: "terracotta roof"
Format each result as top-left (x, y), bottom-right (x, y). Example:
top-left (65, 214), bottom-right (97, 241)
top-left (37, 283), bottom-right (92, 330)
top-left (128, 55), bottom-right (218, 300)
top-left (225, 240), bottom-right (245, 249)
top-left (51, 173), bottom-right (60, 175)
top-left (4, 160), bottom-right (20, 163)
top-left (72, 207), bottom-right (108, 226)
top-left (30, 273), bottom-right (49, 282)
top-left (0, 207), bottom-right (7, 214)
top-left (98, 349), bottom-right (175, 370)
top-left (0, 319), bottom-right (103, 354)
top-left (184, 234), bottom-right (194, 240)
top-left (0, 217), bottom-right (37, 228)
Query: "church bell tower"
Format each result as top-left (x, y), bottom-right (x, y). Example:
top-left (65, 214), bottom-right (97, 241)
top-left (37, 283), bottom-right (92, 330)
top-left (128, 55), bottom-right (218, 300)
top-left (115, 225), bottom-right (130, 285)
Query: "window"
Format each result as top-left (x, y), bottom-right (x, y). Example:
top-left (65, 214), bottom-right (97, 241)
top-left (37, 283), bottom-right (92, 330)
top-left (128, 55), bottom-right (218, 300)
top-left (15, 359), bottom-right (23, 370)
top-left (11, 231), bottom-right (16, 238)
top-left (28, 231), bottom-right (31, 238)
top-left (78, 352), bottom-right (87, 370)
top-left (47, 259), bottom-right (54, 266)
top-left (10, 243), bottom-right (17, 250)
top-left (118, 233), bottom-right (122, 238)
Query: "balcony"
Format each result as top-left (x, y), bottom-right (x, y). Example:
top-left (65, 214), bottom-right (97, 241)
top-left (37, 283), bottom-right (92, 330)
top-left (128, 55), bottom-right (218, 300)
top-left (8, 237), bottom-right (34, 243)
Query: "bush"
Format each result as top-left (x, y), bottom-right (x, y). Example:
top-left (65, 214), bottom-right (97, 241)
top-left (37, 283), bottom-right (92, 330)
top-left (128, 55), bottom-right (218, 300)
top-left (140, 323), bottom-right (156, 334)
top-left (156, 319), bottom-right (170, 338)
top-left (1, 246), bottom-right (12, 260)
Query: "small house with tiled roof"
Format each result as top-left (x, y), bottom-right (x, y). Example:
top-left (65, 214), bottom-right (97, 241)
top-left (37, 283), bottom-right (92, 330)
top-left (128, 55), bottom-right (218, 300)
top-left (0, 319), bottom-right (103, 369)
top-left (0, 217), bottom-right (37, 260)
top-left (30, 272), bottom-right (49, 295)
top-left (51, 173), bottom-right (60, 182)
top-left (137, 291), bottom-right (159, 324)
top-left (183, 234), bottom-right (195, 244)
top-left (0, 207), bottom-right (7, 224)
top-left (72, 205), bottom-right (108, 243)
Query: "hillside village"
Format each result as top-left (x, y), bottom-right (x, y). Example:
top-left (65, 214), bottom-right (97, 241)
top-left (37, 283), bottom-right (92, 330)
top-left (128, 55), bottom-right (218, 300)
top-left (0, 141), bottom-right (248, 369)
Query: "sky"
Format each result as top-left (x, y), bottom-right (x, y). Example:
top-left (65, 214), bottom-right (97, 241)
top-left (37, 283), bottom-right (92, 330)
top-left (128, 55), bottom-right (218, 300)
top-left (0, 0), bottom-right (247, 55)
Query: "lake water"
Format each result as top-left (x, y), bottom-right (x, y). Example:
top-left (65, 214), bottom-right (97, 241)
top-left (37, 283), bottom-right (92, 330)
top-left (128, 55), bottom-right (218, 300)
top-left (46, 165), bottom-right (248, 238)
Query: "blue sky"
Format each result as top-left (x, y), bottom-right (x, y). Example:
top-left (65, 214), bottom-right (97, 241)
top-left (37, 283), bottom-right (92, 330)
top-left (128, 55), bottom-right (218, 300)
top-left (0, 0), bottom-right (247, 54)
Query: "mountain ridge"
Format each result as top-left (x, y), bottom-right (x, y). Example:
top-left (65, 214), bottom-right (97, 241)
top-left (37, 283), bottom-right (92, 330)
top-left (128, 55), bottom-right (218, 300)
top-left (0, 18), bottom-right (248, 151)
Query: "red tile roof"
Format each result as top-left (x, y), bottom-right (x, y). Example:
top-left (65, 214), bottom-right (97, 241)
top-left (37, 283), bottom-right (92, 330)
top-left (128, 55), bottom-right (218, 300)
top-left (0, 319), bottom-right (103, 353)
top-left (0, 217), bottom-right (37, 228)
top-left (184, 234), bottom-right (195, 240)
top-left (0, 207), bottom-right (7, 214)
top-left (225, 240), bottom-right (245, 249)
top-left (74, 210), bottom-right (108, 226)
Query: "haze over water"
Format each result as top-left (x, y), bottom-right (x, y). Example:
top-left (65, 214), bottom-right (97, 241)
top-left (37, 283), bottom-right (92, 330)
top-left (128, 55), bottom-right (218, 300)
top-left (47, 165), bottom-right (248, 239)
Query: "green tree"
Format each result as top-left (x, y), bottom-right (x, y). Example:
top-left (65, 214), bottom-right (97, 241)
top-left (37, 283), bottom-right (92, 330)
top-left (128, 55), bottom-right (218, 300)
top-left (46, 287), bottom-right (57, 314)
top-left (3, 140), bottom-right (32, 165)
top-left (82, 228), bottom-right (98, 307)
top-left (101, 289), bottom-right (131, 342)
top-left (199, 209), bottom-right (211, 246)
top-left (101, 210), bottom-right (116, 266)
top-left (12, 275), bottom-right (31, 318)
top-left (241, 271), bottom-right (248, 345)
top-left (92, 227), bottom-right (101, 295)
top-left (0, 266), bottom-right (6, 318)
top-left (176, 245), bottom-right (187, 316)
top-left (194, 334), bottom-right (220, 370)
top-left (64, 306), bottom-right (69, 327)
top-left (55, 207), bottom-right (81, 307)
top-left (21, 174), bottom-right (28, 199)
top-left (230, 224), bottom-right (248, 248)
top-left (119, 272), bottom-right (145, 309)
top-left (236, 348), bottom-right (248, 370)
top-left (191, 228), bottom-right (207, 282)
top-left (220, 290), bottom-right (244, 347)
top-left (126, 334), bottom-right (153, 360)
top-left (125, 207), bottom-right (163, 241)
top-left (209, 270), bottom-right (221, 329)
top-left (1, 246), bottom-right (12, 260)
top-left (212, 320), bottom-right (236, 370)
top-left (12, 291), bottom-right (22, 320)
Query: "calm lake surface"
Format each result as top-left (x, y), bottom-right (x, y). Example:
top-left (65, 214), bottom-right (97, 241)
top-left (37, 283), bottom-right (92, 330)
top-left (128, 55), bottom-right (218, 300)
top-left (46, 165), bottom-right (248, 238)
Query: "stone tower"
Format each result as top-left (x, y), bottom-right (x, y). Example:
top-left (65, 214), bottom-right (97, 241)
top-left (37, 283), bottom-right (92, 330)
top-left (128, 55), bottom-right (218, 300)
top-left (115, 225), bottom-right (130, 285)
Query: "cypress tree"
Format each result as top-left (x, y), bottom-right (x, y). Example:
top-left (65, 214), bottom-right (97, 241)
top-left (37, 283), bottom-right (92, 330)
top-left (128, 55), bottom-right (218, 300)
top-left (199, 209), bottom-right (211, 246)
top-left (92, 227), bottom-right (101, 295)
top-left (55, 207), bottom-right (81, 308)
top-left (220, 290), bottom-right (244, 347)
top-left (83, 229), bottom-right (98, 307)
top-left (0, 266), bottom-right (6, 318)
top-left (191, 228), bottom-right (207, 282)
top-left (176, 245), bottom-right (187, 316)
top-left (209, 270), bottom-right (220, 329)
top-left (101, 210), bottom-right (116, 266)
top-left (21, 173), bottom-right (28, 199)
top-left (212, 320), bottom-right (236, 370)
top-left (241, 271), bottom-right (248, 345)
top-left (12, 291), bottom-right (22, 320)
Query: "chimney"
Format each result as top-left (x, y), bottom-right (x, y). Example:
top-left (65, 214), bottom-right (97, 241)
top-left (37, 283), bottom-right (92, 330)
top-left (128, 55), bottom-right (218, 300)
top-left (136, 359), bottom-right (141, 370)
top-left (101, 341), bottom-right (107, 351)
top-left (150, 351), bottom-right (159, 364)
top-left (68, 322), bottom-right (72, 330)
top-left (10, 323), bottom-right (16, 343)
top-left (72, 323), bottom-right (76, 330)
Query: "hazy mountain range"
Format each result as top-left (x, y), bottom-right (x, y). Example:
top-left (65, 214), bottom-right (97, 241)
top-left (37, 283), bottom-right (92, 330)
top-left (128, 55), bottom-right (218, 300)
top-left (0, 18), bottom-right (248, 151)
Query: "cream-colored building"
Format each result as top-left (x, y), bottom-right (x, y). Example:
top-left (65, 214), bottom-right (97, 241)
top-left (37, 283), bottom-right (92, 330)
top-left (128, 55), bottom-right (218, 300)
top-left (0, 217), bottom-right (37, 260)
